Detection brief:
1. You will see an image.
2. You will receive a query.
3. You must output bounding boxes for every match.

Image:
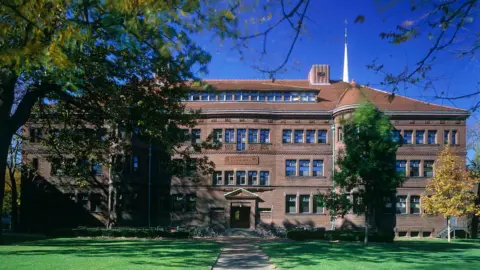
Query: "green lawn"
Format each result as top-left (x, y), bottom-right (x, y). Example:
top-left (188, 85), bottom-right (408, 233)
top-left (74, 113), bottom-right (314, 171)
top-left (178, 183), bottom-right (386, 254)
top-left (0, 237), bottom-right (221, 270)
top-left (261, 239), bottom-right (480, 270)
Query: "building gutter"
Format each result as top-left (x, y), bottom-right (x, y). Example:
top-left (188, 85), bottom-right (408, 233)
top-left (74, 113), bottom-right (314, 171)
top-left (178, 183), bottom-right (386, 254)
top-left (196, 107), bottom-right (470, 117)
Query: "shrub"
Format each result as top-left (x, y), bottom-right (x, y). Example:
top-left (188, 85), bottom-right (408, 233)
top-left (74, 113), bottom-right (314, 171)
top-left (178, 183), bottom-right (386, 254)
top-left (287, 229), bottom-right (394, 243)
top-left (189, 227), bottom-right (221, 238)
top-left (287, 228), bottom-right (325, 241)
top-left (50, 227), bottom-right (190, 239)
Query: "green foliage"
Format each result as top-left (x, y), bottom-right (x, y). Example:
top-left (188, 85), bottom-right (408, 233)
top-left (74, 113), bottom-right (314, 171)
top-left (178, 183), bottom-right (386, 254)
top-left (50, 227), bottom-right (190, 239)
top-left (286, 229), bottom-right (394, 243)
top-left (321, 102), bottom-right (404, 223)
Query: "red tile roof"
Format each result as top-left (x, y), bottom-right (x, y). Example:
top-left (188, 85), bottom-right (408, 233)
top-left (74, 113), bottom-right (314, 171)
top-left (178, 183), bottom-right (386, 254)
top-left (185, 80), bottom-right (467, 113)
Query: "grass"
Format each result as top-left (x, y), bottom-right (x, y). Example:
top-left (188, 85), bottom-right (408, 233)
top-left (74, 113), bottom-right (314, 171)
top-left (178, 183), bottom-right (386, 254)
top-left (260, 239), bottom-right (480, 270)
top-left (0, 237), bottom-right (221, 270)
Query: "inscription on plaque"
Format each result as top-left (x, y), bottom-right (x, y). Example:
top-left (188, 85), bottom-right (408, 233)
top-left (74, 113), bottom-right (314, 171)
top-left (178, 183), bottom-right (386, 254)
top-left (225, 156), bottom-right (259, 165)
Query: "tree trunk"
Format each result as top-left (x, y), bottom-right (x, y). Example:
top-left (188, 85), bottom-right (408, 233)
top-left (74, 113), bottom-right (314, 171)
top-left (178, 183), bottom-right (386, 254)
top-left (447, 217), bottom-right (451, 243)
top-left (471, 184), bottom-right (480, 239)
top-left (10, 173), bottom-right (19, 232)
top-left (364, 211), bottom-right (369, 245)
top-left (0, 131), bottom-right (13, 240)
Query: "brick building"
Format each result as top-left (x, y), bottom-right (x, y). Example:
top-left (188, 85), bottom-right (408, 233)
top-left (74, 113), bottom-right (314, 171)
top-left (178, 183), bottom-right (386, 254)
top-left (21, 63), bottom-right (469, 237)
top-left (170, 64), bottom-right (469, 237)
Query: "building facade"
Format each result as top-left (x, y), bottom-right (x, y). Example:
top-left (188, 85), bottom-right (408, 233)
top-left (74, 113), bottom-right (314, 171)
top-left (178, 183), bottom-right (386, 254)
top-left (21, 64), bottom-right (469, 237)
top-left (171, 65), bottom-right (469, 237)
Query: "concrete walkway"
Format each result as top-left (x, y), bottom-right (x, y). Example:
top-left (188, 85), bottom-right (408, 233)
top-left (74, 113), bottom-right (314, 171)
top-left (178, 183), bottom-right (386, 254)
top-left (213, 239), bottom-right (275, 270)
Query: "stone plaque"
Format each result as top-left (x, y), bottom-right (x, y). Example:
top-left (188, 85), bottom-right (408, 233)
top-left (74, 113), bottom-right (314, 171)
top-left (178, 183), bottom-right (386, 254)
top-left (225, 156), bottom-right (259, 165)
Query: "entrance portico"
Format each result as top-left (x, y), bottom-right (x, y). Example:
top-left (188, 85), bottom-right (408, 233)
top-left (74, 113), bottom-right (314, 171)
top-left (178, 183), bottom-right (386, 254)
top-left (224, 188), bottom-right (262, 229)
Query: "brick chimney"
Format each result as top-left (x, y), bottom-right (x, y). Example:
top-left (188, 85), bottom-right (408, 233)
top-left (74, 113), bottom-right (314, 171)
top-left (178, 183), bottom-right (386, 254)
top-left (308, 64), bottom-right (330, 85)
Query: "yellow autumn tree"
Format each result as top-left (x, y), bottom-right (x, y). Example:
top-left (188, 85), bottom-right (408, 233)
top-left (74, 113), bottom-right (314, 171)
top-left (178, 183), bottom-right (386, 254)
top-left (422, 146), bottom-right (480, 242)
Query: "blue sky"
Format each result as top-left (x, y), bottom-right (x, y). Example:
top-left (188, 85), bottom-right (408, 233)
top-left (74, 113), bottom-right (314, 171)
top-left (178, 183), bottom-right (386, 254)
top-left (197, 0), bottom-right (479, 125)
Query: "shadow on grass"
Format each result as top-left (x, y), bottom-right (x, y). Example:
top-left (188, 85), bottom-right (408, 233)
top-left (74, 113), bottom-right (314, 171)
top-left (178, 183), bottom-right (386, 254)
top-left (0, 232), bottom-right (48, 245)
top-left (0, 238), bottom-right (221, 269)
top-left (260, 239), bottom-right (480, 270)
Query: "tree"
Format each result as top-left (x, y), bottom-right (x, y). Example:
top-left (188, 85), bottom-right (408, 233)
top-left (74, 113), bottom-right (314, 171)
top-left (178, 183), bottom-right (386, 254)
top-left (320, 101), bottom-right (404, 244)
top-left (4, 134), bottom-right (21, 231)
top-left (421, 146), bottom-right (480, 242)
top-left (467, 122), bottom-right (480, 238)
top-left (0, 1), bottom-right (312, 237)
top-left (364, 0), bottom-right (480, 111)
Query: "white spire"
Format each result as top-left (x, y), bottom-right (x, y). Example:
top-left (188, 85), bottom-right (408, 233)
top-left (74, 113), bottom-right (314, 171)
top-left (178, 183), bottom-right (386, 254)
top-left (343, 19), bottom-right (349, 83)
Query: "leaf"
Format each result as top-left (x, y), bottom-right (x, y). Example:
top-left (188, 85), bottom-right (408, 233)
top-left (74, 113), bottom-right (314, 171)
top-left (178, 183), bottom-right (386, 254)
top-left (354, 15), bottom-right (365, 24)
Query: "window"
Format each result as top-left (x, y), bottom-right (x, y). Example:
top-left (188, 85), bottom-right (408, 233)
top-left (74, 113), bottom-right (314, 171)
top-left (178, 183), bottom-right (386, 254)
top-left (410, 160), bottom-right (420, 177)
top-left (306, 130), bottom-right (315, 144)
top-left (313, 160), bottom-right (324, 176)
top-left (212, 129), bottom-right (223, 143)
top-left (190, 92), bottom-right (200, 101)
top-left (29, 128), bottom-right (43, 143)
top-left (78, 193), bottom-right (89, 210)
top-left (307, 92), bottom-right (316, 102)
top-left (318, 130), bottom-right (327, 144)
top-left (267, 92), bottom-right (275, 101)
top-left (313, 195), bottom-right (324, 213)
top-left (186, 194), bottom-right (197, 212)
top-left (260, 129), bottom-right (270, 143)
top-left (392, 130), bottom-right (401, 143)
top-left (415, 130), bottom-right (425, 144)
top-left (291, 92), bottom-right (299, 101)
top-left (248, 129), bottom-right (259, 143)
top-left (300, 92), bottom-right (308, 102)
top-left (338, 127), bottom-right (343, 141)
top-left (172, 194), bottom-right (184, 212)
top-left (242, 92), bottom-right (249, 101)
top-left (299, 160), bottom-right (310, 176)
top-left (133, 156), bottom-right (139, 172)
top-left (294, 130), bottom-right (304, 143)
top-left (260, 171), bottom-right (269, 185)
top-left (213, 171), bottom-right (223, 185)
top-left (208, 92), bottom-right (216, 101)
top-left (404, 130), bottom-right (413, 144)
top-left (282, 130), bottom-right (292, 143)
top-left (225, 171), bottom-right (235, 185)
top-left (286, 160), bottom-right (297, 176)
top-left (444, 130), bottom-right (449, 144)
top-left (452, 130), bottom-right (457, 145)
top-left (234, 92), bottom-right (242, 101)
top-left (286, 195), bottom-right (296, 213)
top-left (237, 171), bottom-right (246, 185)
top-left (274, 92), bottom-right (282, 101)
top-left (256, 92), bottom-right (265, 101)
top-left (251, 92), bottom-right (259, 101)
top-left (236, 129), bottom-right (246, 151)
top-left (427, 130), bottom-right (437, 144)
top-left (299, 195), bottom-right (310, 213)
top-left (89, 194), bottom-right (102, 212)
top-left (191, 129), bottom-right (201, 144)
top-left (225, 129), bottom-right (235, 143)
top-left (396, 196), bottom-right (407, 214)
top-left (424, 161), bottom-right (434, 177)
top-left (284, 92), bottom-right (292, 102)
top-left (92, 163), bottom-right (102, 176)
top-left (219, 92), bottom-right (232, 101)
top-left (201, 92), bottom-right (209, 101)
top-left (410, 196), bottom-right (420, 214)
top-left (32, 158), bottom-right (39, 170)
top-left (396, 160), bottom-right (406, 176)
top-left (248, 171), bottom-right (258, 185)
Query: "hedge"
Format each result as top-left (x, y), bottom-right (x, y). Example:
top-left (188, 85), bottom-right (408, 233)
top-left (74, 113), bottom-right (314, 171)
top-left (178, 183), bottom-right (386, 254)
top-left (287, 229), bottom-right (394, 243)
top-left (287, 229), bottom-right (325, 241)
top-left (49, 227), bottom-right (190, 239)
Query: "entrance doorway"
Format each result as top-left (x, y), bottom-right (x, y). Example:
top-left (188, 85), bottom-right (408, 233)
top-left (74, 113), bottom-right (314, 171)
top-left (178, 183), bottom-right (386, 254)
top-left (230, 206), bottom-right (250, 228)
